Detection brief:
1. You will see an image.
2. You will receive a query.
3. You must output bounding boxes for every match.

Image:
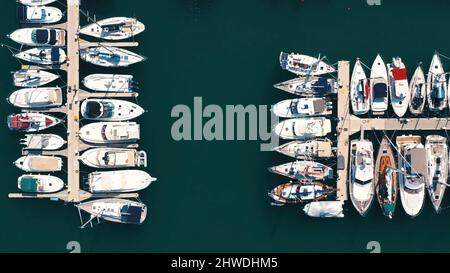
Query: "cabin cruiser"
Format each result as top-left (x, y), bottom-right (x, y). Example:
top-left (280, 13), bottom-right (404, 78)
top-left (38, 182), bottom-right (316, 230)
top-left (268, 181), bottom-right (335, 206)
top-left (8, 87), bottom-right (62, 108)
top-left (272, 98), bottom-right (332, 118)
top-left (20, 134), bottom-right (65, 150)
top-left (273, 139), bottom-right (333, 159)
top-left (13, 69), bottom-right (59, 87)
top-left (396, 135), bottom-right (426, 217)
top-left (269, 161), bottom-right (333, 181)
top-left (273, 77), bottom-right (338, 97)
top-left (350, 59), bottom-right (370, 115)
top-left (387, 57), bottom-right (409, 117)
top-left (17, 5), bottom-right (63, 24)
top-left (88, 170), bottom-right (156, 193)
top-left (80, 46), bottom-right (146, 67)
top-left (370, 54), bottom-right (389, 114)
top-left (409, 65), bottom-right (426, 115)
top-left (279, 52), bottom-right (335, 76)
top-left (80, 99), bottom-right (145, 121)
top-left (425, 135), bottom-right (448, 213)
top-left (18, 0), bottom-right (57, 6)
top-left (80, 17), bottom-right (145, 40)
top-left (14, 155), bottom-right (62, 172)
top-left (273, 117), bottom-right (331, 140)
top-left (79, 122), bottom-right (140, 144)
top-left (83, 74), bottom-right (135, 92)
top-left (15, 47), bottom-right (66, 65)
top-left (18, 175), bottom-right (64, 193)
top-left (8, 28), bottom-right (66, 46)
top-left (80, 148), bottom-right (147, 169)
top-left (303, 201), bottom-right (344, 218)
top-left (7, 112), bottom-right (61, 132)
top-left (349, 133), bottom-right (374, 216)
top-left (427, 53), bottom-right (447, 111)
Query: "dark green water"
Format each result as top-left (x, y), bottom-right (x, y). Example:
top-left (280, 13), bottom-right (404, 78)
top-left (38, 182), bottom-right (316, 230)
top-left (1, 0), bottom-right (450, 253)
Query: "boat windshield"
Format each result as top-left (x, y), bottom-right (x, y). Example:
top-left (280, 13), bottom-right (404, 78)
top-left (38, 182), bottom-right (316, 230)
top-left (290, 101), bottom-right (301, 114)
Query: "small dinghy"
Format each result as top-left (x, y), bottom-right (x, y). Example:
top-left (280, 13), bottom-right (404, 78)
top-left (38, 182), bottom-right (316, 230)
top-left (349, 133), bottom-right (375, 216)
top-left (76, 198), bottom-right (147, 225)
top-left (80, 17), bottom-right (145, 40)
top-left (425, 135), bottom-right (448, 213)
top-left (18, 174), bottom-right (64, 193)
top-left (268, 181), bottom-right (335, 206)
top-left (8, 28), bottom-right (65, 46)
top-left (269, 161), bottom-right (333, 181)
top-left (350, 59), bottom-right (370, 115)
top-left (8, 87), bottom-right (62, 108)
top-left (17, 5), bottom-right (63, 24)
top-left (374, 136), bottom-right (398, 219)
top-left (370, 54), bottom-right (389, 114)
top-left (273, 117), bottom-right (331, 140)
top-left (83, 74), bottom-right (135, 92)
top-left (272, 98), bottom-right (332, 118)
top-left (15, 47), bottom-right (66, 65)
top-left (303, 201), bottom-right (345, 218)
top-left (80, 47), bottom-right (146, 67)
top-left (80, 148), bottom-right (147, 169)
top-left (279, 52), bottom-right (335, 76)
top-left (387, 57), bottom-right (409, 117)
top-left (18, 0), bottom-right (57, 6)
top-left (427, 53), bottom-right (447, 111)
top-left (14, 155), bottom-right (62, 172)
top-left (409, 65), bottom-right (426, 115)
top-left (396, 135), bottom-right (426, 217)
top-left (80, 99), bottom-right (145, 121)
top-left (7, 112), bottom-right (61, 132)
top-left (88, 170), bottom-right (156, 193)
top-left (273, 77), bottom-right (338, 97)
top-left (79, 122), bottom-right (140, 144)
top-left (20, 134), bottom-right (65, 150)
top-left (13, 68), bottom-right (59, 87)
top-left (273, 138), bottom-right (333, 159)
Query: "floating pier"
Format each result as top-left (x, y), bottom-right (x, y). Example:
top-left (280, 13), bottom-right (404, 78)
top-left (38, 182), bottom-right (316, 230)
top-left (8, 0), bottom-right (140, 203)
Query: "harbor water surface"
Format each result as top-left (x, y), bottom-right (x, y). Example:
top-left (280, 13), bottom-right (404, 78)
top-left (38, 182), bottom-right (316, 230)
top-left (1, 0), bottom-right (450, 252)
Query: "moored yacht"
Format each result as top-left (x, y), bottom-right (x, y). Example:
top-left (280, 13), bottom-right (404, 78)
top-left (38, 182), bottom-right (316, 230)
top-left (14, 155), bottom-right (62, 172)
top-left (370, 54), bottom-right (389, 114)
top-left (303, 201), bottom-right (345, 218)
top-left (17, 5), bottom-right (63, 24)
top-left (279, 52), bottom-right (335, 76)
top-left (80, 17), bottom-right (145, 40)
top-left (20, 134), bottom-right (65, 150)
top-left (268, 181), bottom-right (335, 206)
top-left (79, 122), bottom-right (140, 144)
top-left (80, 99), bottom-right (145, 121)
top-left (273, 117), bottom-right (331, 140)
top-left (83, 74), bottom-right (134, 92)
top-left (18, 0), bottom-right (57, 6)
top-left (8, 28), bottom-right (66, 46)
top-left (273, 77), bottom-right (338, 97)
top-left (7, 112), bottom-right (61, 132)
top-left (409, 65), bottom-right (426, 115)
top-left (15, 47), bottom-right (66, 65)
top-left (272, 98), bottom-right (332, 118)
top-left (387, 57), bottom-right (409, 117)
top-left (425, 135), bottom-right (448, 213)
top-left (13, 68), bottom-right (59, 87)
top-left (273, 138), bottom-right (334, 159)
top-left (18, 174), bottom-right (64, 193)
top-left (80, 46), bottom-right (146, 67)
top-left (268, 161), bottom-right (333, 181)
top-left (80, 148), bottom-right (147, 169)
top-left (350, 58), bottom-right (370, 115)
top-left (8, 87), bottom-right (62, 108)
top-left (88, 170), bottom-right (156, 193)
top-left (427, 53), bottom-right (447, 111)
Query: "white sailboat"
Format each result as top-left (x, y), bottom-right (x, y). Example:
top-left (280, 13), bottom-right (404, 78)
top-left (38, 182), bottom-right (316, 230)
top-left (80, 47), bottom-right (146, 67)
top-left (409, 65), bottom-right (426, 115)
top-left (425, 135), bottom-right (448, 213)
top-left (15, 47), bottom-right (66, 65)
top-left (79, 122), bottom-right (140, 144)
top-left (13, 68), bottom-right (59, 87)
top-left (427, 53), bottom-right (447, 111)
top-left (273, 77), bottom-right (338, 97)
top-left (269, 161), bottom-right (333, 181)
top-left (8, 87), bottom-right (62, 108)
top-left (82, 74), bottom-right (134, 92)
top-left (272, 98), bottom-right (332, 118)
top-left (387, 57), bottom-right (409, 117)
top-left (80, 99), bottom-right (145, 121)
top-left (350, 59), bottom-right (370, 115)
top-left (279, 52), bottom-right (335, 76)
top-left (80, 17), bottom-right (145, 40)
top-left (370, 54), bottom-right (389, 114)
top-left (273, 117), bottom-right (331, 140)
top-left (272, 138), bottom-right (334, 159)
top-left (88, 170), bottom-right (156, 193)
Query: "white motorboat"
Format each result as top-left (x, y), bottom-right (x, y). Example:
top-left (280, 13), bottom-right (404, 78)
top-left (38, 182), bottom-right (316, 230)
top-left (370, 54), bottom-right (389, 114)
top-left (8, 28), bottom-right (66, 46)
top-left (273, 77), bottom-right (338, 97)
top-left (273, 117), bottom-right (331, 140)
top-left (80, 99), bottom-right (145, 121)
top-left (20, 134), bottom-right (65, 150)
top-left (409, 65), bottom-right (426, 115)
top-left (428, 53), bottom-right (447, 111)
top-left (15, 47), bottom-right (66, 65)
top-left (76, 198), bottom-right (147, 225)
top-left (13, 68), bottom-right (59, 87)
top-left (14, 155), bottom-right (62, 172)
top-left (80, 148), bottom-right (147, 169)
top-left (349, 133), bottom-right (375, 216)
top-left (387, 57), bottom-right (409, 117)
top-left (80, 17), bottom-right (145, 40)
top-left (350, 59), bottom-right (370, 115)
top-left (279, 52), bottom-right (335, 76)
top-left (7, 112), bottom-right (61, 132)
top-left (18, 0), bottom-right (57, 6)
top-left (303, 201), bottom-right (345, 218)
top-left (269, 161), bottom-right (333, 181)
top-left (80, 47), bottom-right (146, 67)
top-left (8, 87), bottom-right (62, 108)
top-left (79, 122), bottom-right (140, 144)
top-left (273, 139), bottom-right (334, 159)
top-left (17, 5), bottom-right (63, 24)
top-left (272, 98), bottom-right (332, 118)
top-left (425, 135), bottom-right (448, 213)
top-left (83, 74), bottom-right (134, 92)
top-left (18, 174), bottom-right (64, 193)
top-left (88, 170), bottom-right (156, 193)
top-left (396, 135), bottom-right (426, 217)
